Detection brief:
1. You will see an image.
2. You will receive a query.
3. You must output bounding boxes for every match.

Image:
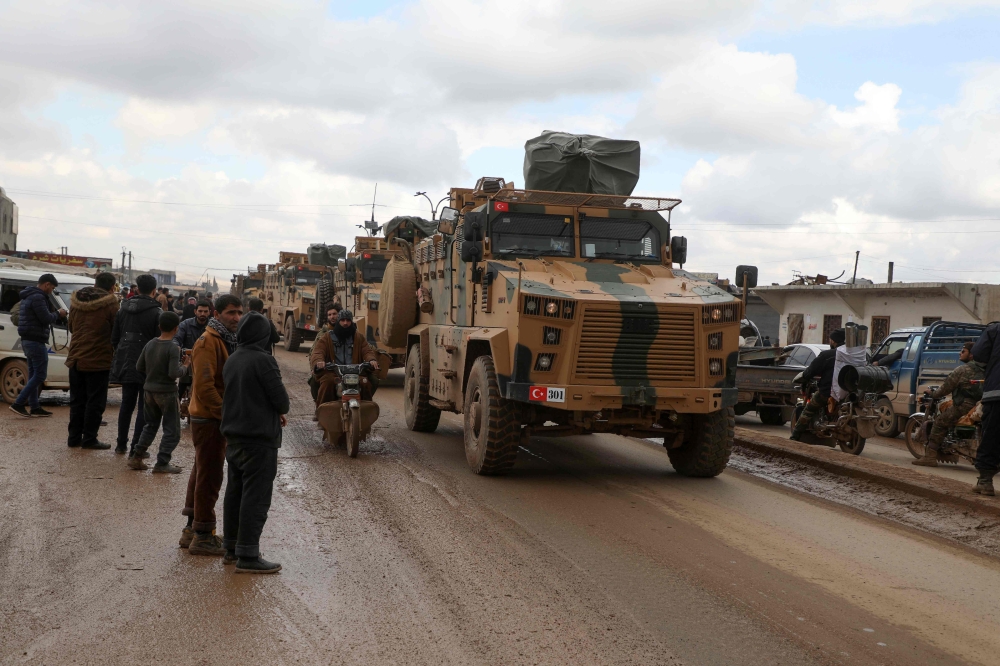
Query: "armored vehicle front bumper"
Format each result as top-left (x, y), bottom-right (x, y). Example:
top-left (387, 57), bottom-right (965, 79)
top-left (505, 383), bottom-right (737, 414)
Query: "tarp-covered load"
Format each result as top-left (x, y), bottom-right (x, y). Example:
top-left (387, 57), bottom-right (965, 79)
top-left (523, 131), bottom-right (641, 196)
top-left (307, 243), bottom-right (347, 267)
top-left (383, 216), bottom-right (438, 241)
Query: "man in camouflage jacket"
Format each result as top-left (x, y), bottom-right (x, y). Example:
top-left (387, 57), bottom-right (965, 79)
top-left (914, 342), bottom-right (985, 467)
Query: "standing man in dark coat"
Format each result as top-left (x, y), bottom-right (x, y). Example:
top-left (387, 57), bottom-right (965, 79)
top-left (9, 274), bottom-right (67, 417)
top-left (221, 312), bottom-right (289, 574)
top-left (110, 274), bottom-right (162, 455)
top-left (972, 323), bottom-right (1000, 496)
top-left (65, 272), bottom-right (120, 449)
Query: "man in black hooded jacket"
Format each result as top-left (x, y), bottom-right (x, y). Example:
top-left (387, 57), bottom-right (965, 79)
top-left (220, 312), bottom-right (290, 574)
top-left (110, 274), bottom-right (162, 455)
top-left (790, 328), bottom-right (845, 441)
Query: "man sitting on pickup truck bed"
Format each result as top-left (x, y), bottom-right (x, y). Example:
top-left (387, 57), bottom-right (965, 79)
top-left (790, 328), bottom-right (845, 441)
top-left (913, 342), bottom-right (985, 467)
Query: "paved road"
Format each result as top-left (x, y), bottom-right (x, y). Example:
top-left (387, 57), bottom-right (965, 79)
top-left (2, 348), bottom-right (1000, 665)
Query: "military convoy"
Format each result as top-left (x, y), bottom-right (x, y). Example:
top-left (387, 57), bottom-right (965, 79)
top-left (370, 131), bottom-right (754, 477)
top-left (237, 132), bottom-right (754, 478)
top-left (253, 250), bottom-right (343, 352)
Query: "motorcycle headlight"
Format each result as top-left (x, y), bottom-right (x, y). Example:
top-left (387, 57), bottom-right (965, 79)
top-left (343, 373), bottom-right (360, 386)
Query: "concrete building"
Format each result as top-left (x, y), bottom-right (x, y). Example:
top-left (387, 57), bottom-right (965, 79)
top-left (754, 282), bottom-right (1000, 347)
top-left (148, 269), bottom-right (177, 287)
top-left (0, 187), bottom-right (17, 252)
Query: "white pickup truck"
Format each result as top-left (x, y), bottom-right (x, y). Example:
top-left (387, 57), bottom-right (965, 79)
top-left (0, 266), bottom-right (98, 403)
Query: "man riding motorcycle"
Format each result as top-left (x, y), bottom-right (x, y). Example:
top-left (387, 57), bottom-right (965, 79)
top-left (789, 328), bottom-right (845, 441)
top-left (913, 341), bottom-right (985, 467)
top-left (309, 309), bottom-right (379, 406)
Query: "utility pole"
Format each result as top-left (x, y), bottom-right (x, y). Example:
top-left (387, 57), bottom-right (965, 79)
top-left (121, 248), bottom-right (126, 276)
top-left (887, 262), bottom-right (894, 284)
top-left (128, 251), bottom-right (132, 284)
top-left (851, 251), bottom-right (860, 285)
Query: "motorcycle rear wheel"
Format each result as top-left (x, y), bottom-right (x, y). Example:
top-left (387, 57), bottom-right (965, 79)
top-left (904, 416), bottom-right (927, 459)
top-left (346, 407), bottom-right (361, 458)
top-left (839, 433), bottom-right (865, 455)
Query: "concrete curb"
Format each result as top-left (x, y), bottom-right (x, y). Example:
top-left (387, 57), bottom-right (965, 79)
top-left (733, 426), bottom-right (1000, 518)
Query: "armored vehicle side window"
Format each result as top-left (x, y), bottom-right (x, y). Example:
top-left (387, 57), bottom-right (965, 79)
top-left (580, 218), bottom-right (660, 261)
top-left (360, 258), bottom-right (389, 283)
top-left (490, 213), bottom-right (574, 258)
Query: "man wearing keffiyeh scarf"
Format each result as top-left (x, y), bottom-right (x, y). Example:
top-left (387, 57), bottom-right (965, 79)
top-left (181, 295), bottom-right (244, 556)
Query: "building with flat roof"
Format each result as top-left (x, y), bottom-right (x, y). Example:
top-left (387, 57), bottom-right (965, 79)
top-left (754, 282), bottom-right (1000, 347)
top-left (0, 187), bottom-right (17, 252)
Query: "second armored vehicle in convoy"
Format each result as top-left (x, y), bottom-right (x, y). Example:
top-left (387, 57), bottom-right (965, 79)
top-left (260, 248), bottom-right (343, 352)
top-left (377, 132), bottom-right (754, 477)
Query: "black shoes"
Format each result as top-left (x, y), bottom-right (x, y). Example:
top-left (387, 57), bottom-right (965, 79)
top-left (9, 404), bottom-right (30, 418)
top-left (81, 441), bottom-right (112, 450)
top-left (151, 463), bottom-right (182, 474)
top-left (235, 556), bottom-right (282, 574)
top-left (31, 407), bottom-right (53, 417)
top-left (223, 550), bottom-right (238, 565)
top-left (114, 445), bottom-right (127, 455)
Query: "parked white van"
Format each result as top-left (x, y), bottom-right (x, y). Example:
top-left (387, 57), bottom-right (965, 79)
top-left (0, 266), bottom-right (100, 402)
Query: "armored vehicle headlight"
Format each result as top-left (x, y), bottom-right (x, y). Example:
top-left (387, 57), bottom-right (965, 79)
top-left (546, 330), bottom-right (558, 344)
top-left (709, 359), bottom-right (723, 375)
top-left (711, 307), bottom-right (722, 321)
top-left (545, 301), bottom-right (558, 315)
top-left (525, 300), bottom-right (538, 313)
top-left (343, 373), bottom-right (360, 386)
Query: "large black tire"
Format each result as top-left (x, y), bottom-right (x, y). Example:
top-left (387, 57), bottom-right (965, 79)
top-left (283, 317), bottom-right (302, 352)
top-left (404, 344), bottom-right (440, 432)
top-left (668, 407), bottom-right (734, 477)
top-left (379, 257), bottom-right (417, 349)
top-left (463, 356), bottom-right (519, 475)
top-left (758, 407), bottom-right (787, 426)
top-left (839, 433), bottom-right (866, 455)
top-left (1, 359), bottom-right (28, 403)
top-left (873, 396), bottom-right (898, 438)
top-left (317, 278), bottom-right (334, 322)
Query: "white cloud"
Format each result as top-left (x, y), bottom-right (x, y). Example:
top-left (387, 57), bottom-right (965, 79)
top-left (116, 98), bottom-right (217, 146)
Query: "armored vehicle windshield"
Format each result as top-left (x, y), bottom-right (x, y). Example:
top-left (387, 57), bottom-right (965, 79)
top-left (579, 217), bottom-right (661, 262)
top-left (490, 212), bottom-right (575, 258)
top-left (360, 257), bottom-right (389, 283)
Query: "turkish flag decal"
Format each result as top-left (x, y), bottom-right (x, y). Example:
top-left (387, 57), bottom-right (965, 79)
top-left (529, 386), bottom-right (547, 401)
top-left (494, 201), bottom-right (509, 212)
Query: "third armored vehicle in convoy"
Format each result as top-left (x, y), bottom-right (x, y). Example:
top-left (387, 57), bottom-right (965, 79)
top-left (377, 132), bottom-right (754, 476)
top-left (260, 248), bottom-right (343, 351)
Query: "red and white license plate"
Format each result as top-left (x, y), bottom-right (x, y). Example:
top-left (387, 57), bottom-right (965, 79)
top-left (529, 386), bottom-right (565, 403)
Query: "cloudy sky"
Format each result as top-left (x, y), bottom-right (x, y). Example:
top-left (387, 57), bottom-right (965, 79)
top-left (1, 0), bottom-right (999, 286)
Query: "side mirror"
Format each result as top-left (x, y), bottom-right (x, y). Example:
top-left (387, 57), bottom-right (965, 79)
top-left (670, 236), bottom-right (687, 266)
top-left (440, 207), bottom-right (459, 222)
top-left (345, 270), bottom-right (357, 282)
top-left (437, 219), bottom-right (455, 235)
top-left (345, 258), bottom-right (356, 271)
top-left (461, 241), bottom-right (483, 263)
top-left (735, 265), bottom-right (758, 289)
top-left (463, 211), bottom-right (486, 241)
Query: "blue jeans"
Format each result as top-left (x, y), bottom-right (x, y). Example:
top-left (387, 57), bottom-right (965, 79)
top-left (15, 340), bottom-right (49, 409)
top-left (134, 391), bottom-right (181, 467)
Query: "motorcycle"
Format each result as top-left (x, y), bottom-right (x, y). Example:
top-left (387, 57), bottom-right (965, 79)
top-left (790, 365), bottom-right (893, 456)
top-left (314, 361), bottom-right (380, 458)
top-left (904, 390), bottom-right (980, 465)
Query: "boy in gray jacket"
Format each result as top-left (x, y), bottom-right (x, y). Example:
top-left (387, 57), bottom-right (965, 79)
top-left (128, 311), bottom-right (190, 473)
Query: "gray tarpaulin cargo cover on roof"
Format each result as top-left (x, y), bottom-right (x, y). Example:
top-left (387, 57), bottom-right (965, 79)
top-left (307, 243), bottom-right (347, 266)
top-left (383, 215), bottom-right (438, 239)
top-left (523, 131), bottom-right (641, 196)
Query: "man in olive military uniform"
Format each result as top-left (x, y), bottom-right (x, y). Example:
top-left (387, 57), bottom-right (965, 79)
top-left (913, 342), bottom-right (985, 467)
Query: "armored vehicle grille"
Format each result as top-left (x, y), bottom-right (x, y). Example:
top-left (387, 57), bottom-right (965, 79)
top-left (574, 307), bottom-right (697, 384)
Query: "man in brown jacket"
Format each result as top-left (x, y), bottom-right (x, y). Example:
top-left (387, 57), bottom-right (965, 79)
top-left (310, 309), bottom-right (378, 406)
top-left (181, 294), bottom-right (242, 555)
top-left (66, 272), bottom-right (120, 449)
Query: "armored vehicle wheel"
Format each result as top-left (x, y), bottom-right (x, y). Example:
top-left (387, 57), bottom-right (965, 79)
top-left (463, 356), bottom-right (519, 475)
top-left (758, 407), bottom-right (786, 426)
top-left (317, 278), bottom-right (334, 320)
top-left (873, 397), bottom-right (898, 438)
top-left (668, 407), bottom-right (734, 478)
top-left (404, 345), bottom-right (440, 432)
top-left (283, 317), bottom-right (302, 352)
top-left (1, 359), bottom-right (28, 404)
top-left (379, 257), bottom-right (417, 349)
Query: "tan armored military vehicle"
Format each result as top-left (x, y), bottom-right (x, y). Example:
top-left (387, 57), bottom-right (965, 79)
top-left (261, 251), bottom-right (337, 352)
top-left (379, 134), bottom-right (754, 476)
top-left (231, 264), bottom-right (266, 306)
top-left (334, 218), bottom-right (435, 367)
